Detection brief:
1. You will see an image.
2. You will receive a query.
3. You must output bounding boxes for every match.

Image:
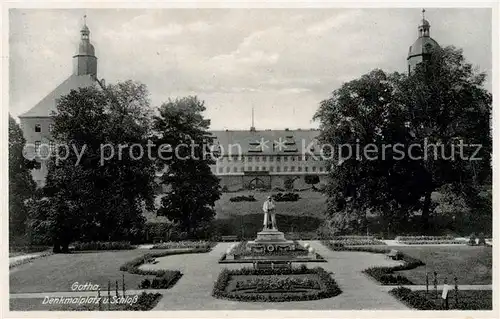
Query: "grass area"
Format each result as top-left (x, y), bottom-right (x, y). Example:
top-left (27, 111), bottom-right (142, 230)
top-left (390, 288), bottom-right (492, 310)
top-left (213, 266), bottom-right (341, 302)
top-left (320, 243), bottom-right (492, 285)
top-left (9, 292), bottom-right (162, 311)
top-left (10, 248), bottom-right (211, 294)
top-left (387, 245), bottom-right (492, 285)
top-left (10, 250), bottom-right (155, 293)
top-left (215, 190), bottom-right (327, 219)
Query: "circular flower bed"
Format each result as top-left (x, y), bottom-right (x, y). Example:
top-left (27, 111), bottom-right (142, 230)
top-left (212, 265), bottom-right (342, 302)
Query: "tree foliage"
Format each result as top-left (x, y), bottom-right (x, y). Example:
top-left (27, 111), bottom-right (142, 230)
top-left (314, 46), bottom-right (491, 236)
top-left (153, 96), bottom-right (221, 236)
top-left (31, 81), bottom-right (156, 252)
top-left (9, 115), bottom-right (38, 242)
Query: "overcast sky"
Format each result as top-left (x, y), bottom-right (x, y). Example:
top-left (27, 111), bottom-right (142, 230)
top-left (9, 8), bottom-right (492, 130)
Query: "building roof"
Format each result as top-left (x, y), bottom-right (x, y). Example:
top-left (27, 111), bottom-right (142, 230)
top-left (407, 36), bottom-right (440, 59)
top-left (19, 74), bottom-right (97, 118)
top-left (210, 129), bottom-right (321, 155)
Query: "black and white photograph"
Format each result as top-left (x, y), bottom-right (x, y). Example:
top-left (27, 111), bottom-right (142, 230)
top-left (4, 2), bottom-right (496, 316)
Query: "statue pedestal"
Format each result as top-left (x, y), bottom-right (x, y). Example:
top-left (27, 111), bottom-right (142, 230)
top-left (246, 229), bottom-right (296, 253)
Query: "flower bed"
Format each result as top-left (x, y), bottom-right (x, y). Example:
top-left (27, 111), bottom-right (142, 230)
top-left (229, 241), bottom-right (309, 258)
top-left (230, 195), bottom-right (257, 202)
top-left (150, 241), bottom-right (214, 250)
top-left (212, 265), bottom-right (342, 302)
top-left (321, 241), bottom-right (424, 285)
top-left (72, 241), bottom-right (133, 251)
top-left (330, 238), bottom-right (386, 246)
top-left (272, 192), bottom-right (300, 202)
top-left (390, 287), bottom-right (492, 310)
top-left (399, 240), bottom-right (465, 245)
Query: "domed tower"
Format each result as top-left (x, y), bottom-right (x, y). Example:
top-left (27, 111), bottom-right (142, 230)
top-left (407, 9), bottom-right (440, 75)
top-left (73, 15), bottom-right (97, 76)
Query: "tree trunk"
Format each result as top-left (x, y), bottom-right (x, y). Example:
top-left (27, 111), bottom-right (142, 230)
top-left (61, 242), bottom-right (70, 253)
top-left (421, 191), bottom-right (432, 234)
top-left (53, 240), bottom-right (61, 253)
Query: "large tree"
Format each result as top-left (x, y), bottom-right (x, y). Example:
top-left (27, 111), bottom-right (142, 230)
top-left (153, 96), bottom-right (221, 237)
top-left (314, 46), bottom-right (491, 235)
top-left (396, 46), bottom-right (491, 232)
top-left (31, 81), bottom-right (156, 252)
top-left (9, 115), bottom-right (38, 243)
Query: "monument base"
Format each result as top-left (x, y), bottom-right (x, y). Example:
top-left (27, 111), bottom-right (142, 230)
top-left (246, 229), bottom-right (296, 253)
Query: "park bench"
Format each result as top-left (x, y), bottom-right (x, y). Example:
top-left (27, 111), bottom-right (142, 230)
top-left (152, 237), bottom-right (164, 244)
top-left (387, 249), bottom-right (400, 260)
top-left (221, 235), bottom-right (238, 242)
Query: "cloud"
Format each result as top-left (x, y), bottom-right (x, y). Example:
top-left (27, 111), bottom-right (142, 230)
top-left (9, 8), bottom-right (492, 130)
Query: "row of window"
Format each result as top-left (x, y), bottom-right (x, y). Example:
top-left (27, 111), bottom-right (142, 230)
top-left (216, 166), bottom-right (327, 173)
top-left (34, 141), bottom-right (56, 153)
top-left (218, 155), bottom-right (321, 162)
top-left (34, 124), bottom-right (54, 133)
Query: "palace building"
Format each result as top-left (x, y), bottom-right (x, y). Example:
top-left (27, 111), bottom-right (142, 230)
top-left (19, 10), bottom-right (437, 190)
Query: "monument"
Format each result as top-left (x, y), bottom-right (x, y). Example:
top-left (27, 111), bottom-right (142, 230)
top-left (246, 196), bottom-right (296, 252)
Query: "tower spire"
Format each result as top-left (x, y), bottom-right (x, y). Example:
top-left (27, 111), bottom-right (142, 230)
top-left (250, 106), bottom-right (256, 131)
top-left (73, 15), bottom-right (97, 76)
top-left (422, 8), bottom-right (425, 20)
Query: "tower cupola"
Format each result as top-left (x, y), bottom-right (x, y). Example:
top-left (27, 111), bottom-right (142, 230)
top-left (73, 15), bottom-right (97, 76)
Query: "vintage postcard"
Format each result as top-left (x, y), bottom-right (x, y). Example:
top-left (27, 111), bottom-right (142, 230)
top-left (3, 1), bottom-right (497, 318)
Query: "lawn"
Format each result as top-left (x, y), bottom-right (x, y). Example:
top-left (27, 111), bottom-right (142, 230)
top-left (370, 245), bottom-right (492, 285)
top-left (10, 249), bottom-right (175, 293)
top-left (215, 190), bottom-right (327, 219)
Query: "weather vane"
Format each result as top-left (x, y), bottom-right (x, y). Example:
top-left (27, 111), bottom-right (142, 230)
top-left (422, 8), bottom-right (426, 20)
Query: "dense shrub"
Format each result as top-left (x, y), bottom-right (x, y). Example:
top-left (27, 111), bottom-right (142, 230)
top-left (124, 292), bottom-right (162, 311)
top-left (138, 270), bottom-right (182, 290)
top-left (330, 237), bottom-right (386, 246)
top-left (229, 195), bottom-right (257, 202)
top-left (389, 288), bottom-right (492, 310)
top-left (390, 287), bottom-right (437, 309)
top-left (72, 241), bottom-right (133, 251)
top-left (272, 192), bottom-right (300, 202)
top-left (151, 241), bottom-right (214, 250)
top-left (212, 266), bottom-right (342, 302)
top-left (395, 235), bottom-right (454, 241)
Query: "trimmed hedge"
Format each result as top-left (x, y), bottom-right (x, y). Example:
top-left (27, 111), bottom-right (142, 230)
top-left (151, 241), bottom-right (214, 250)
top-left (229, 195), bottom-right (257, 202)
top-left (272, 192), bottom-right (300, 202)
top-left (390, 287), bottom-right (492, 310)
top-left (212, 265), bottom-right (342, 302)
top-left (400, 240), bottom-right (465, 245)
top-left (120, 247), bottom-right (214, 291)
top-left (330, 238), bottom-right (386, 246)
top-left (73, 241), bottom-right (133, 251)
top-left (124, 292), bottom-right (162, 311)
top-left (138, 271), bottom-right (181, 289)
top-left (390, 287), bottom-right (437, 309)
top-left (321, 241), bottom-right (424, 285)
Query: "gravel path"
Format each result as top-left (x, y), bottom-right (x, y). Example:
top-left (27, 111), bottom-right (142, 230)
top-left (147, 241), bottom-right (409, 310)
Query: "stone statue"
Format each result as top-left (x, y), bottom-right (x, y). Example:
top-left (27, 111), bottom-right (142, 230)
top-left (262, 196), bottom-right (277, 230)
